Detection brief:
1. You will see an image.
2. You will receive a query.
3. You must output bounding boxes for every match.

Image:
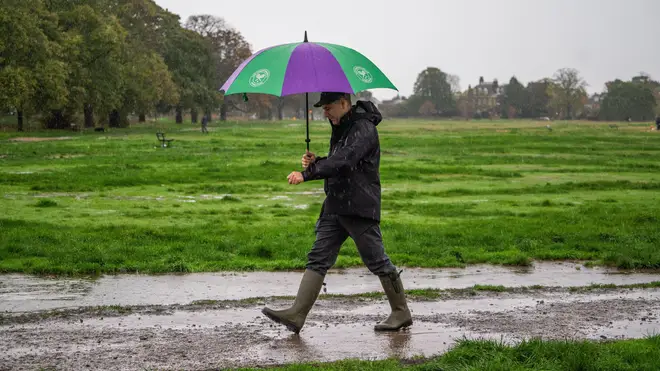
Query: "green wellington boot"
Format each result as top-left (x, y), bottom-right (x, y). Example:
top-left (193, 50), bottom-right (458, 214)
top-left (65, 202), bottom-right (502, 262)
top-left (375, 271), bottom-right (413, 331)
top-left (262, 269), bottom-right (324, 334)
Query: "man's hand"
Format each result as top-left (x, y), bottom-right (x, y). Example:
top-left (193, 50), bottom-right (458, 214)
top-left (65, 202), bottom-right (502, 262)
top-left (301, 150), bottom-right (316, 169)
top-left (287, 171), bottom-right (304, 185)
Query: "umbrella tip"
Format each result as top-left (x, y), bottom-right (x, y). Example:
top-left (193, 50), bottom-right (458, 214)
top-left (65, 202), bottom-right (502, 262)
top-left (304, 30), bottom-right (308, 42)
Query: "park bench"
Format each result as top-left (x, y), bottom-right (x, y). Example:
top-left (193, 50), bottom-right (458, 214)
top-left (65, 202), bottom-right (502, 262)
top-left (156, 132), bottom-right (174, 148)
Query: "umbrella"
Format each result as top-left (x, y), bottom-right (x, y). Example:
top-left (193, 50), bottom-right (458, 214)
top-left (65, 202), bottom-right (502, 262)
top-left (219, 31), bottom-right (397, 150)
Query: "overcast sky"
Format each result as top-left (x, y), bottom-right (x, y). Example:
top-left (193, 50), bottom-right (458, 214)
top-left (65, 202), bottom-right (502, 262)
top-left (155, 0), bottom-right (659, 100)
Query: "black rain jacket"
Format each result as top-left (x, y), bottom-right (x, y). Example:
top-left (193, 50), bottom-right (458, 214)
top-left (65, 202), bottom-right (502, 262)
top-left (302, 100), bottom-right (383, 221)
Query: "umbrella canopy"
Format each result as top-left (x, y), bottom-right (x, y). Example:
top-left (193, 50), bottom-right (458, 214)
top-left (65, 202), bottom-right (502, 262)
top-left (219, 32), bottom-right (397, 151)
top-left (220, 38), bottom-right (397, 96)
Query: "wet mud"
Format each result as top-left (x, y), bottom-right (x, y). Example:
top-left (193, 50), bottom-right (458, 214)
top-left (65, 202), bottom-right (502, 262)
top-left (1, 285), bottom-right (659, 370)
top-left (3, 262), bottom-right (660, 312)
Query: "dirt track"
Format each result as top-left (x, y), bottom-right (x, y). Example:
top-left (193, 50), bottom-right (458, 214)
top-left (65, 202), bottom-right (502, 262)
top-left (1, 271), bottom-right (659, 370)
top-left (3, 262), bottom-right (660, 312)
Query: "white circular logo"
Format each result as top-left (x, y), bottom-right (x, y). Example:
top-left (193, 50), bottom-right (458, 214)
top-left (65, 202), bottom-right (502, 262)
top-left (353, 66), bottom-right (373, 83)
top-left (249, 69), bottom-right (270, 87)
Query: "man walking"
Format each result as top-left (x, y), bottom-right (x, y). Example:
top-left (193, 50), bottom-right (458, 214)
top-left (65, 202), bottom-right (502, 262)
top-left (262, 92), bottom-right (412, 334)
top-left (201, 114), bottom-right (209, 134)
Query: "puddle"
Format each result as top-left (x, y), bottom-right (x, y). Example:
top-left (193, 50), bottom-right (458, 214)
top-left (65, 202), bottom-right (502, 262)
top-left (254, 323), bottom-right (479, 364)
top-left (3, 192), bottom-right (89, 199)
top-left (1, 262), bottom-right (659, 312)
top-left (591, 319), bottom-right (660, 340)
top-left (111, 195), bottom-right (166, 201)
top-left (45, 154), bottom-right (85, 159)
top-left (284, 189), bottom-right (326, 195)
top-left (270, 195), bottom-right (292, 201)
top-left (198, 194), bottom-right (232, 200)
top-left (8, 137), bottom-right (75, 142)
top-left (1, 288), bottom-right (658, 370)
top-left (3, 193), bottom-right (245, 203)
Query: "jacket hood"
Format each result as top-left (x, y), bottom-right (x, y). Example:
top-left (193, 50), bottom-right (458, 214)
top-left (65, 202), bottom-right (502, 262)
top-left (331, 100), bottom-right (382, 129)
top-left (351, 100), bottom-right (382, 126)
top-left (329, 100), bottom-right (382, 146)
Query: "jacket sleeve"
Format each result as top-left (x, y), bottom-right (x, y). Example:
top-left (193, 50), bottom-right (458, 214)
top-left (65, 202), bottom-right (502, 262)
top-left (302, 121), bottom-right (377, 181)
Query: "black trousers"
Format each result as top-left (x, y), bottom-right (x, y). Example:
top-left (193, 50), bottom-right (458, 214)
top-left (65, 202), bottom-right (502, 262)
top-left (306, 213), bottom-right (397, 277)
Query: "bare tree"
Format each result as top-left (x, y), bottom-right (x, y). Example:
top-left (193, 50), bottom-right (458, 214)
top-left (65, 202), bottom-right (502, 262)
top-left (447, 74), bottom-right (461, 93)
top-left (551, 68), bottom-right (588, 119)
top-left (184, 15), bottom-right (227, 38)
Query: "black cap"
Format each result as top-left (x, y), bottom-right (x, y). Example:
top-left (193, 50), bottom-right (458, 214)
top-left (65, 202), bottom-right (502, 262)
top-left (313, 92), bottom-right (351, 107)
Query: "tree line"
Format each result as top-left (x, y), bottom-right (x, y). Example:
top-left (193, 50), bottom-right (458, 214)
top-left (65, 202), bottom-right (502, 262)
top-left (383, 67), bottom-right (660, 122)
top-left (0, 0), bottom-right (305, 131)
top-left (2, 0), bottom-right (658, 130)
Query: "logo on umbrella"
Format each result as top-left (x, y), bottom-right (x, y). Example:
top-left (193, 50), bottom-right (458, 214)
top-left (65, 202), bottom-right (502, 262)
top-left (249, 69), bottom-right (271, 87)
top-left (353, 66), bottom-right (373, 83)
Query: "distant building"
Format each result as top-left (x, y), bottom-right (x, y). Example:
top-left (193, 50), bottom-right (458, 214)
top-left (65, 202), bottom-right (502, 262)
top-left (378, 95), bottom-right (408, 117)
top-left (356, 96), bottom-right (381, 107)
top-left (354, 91), bottom-right (381, 108)
top-left (380, 95), bottom-right (407, 106)
top-left (584, 93), bottom-right (604, 113)
top-left (473, 77), bottom-right (504, 113)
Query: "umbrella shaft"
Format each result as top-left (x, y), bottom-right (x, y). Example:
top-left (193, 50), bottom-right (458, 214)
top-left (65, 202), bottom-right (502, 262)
top-left (305, 93), bottom-right (310, 151)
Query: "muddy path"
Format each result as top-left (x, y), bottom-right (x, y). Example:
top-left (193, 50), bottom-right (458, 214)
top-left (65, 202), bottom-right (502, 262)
top-left (3, 262), bottom-right (660, 312)
top-left (1, 286), bottom-right (659, 371)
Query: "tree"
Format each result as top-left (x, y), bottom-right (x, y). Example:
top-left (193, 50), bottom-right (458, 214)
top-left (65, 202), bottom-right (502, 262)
top-left (274, 94), bottom-right (306, 120)
top-left (466, 85), bottom-right (475, 119)
top-left (185, 15), bottom-right (251, 121)
top-left (43, 1), bottom-right (128, 128)
top-left (410, 67), bottom-right (455, 116)
top-left (1, 0), bottom-right (259, 130)
top-left (600, 79), bottom-right (657, 121)
top-left (163, 27), bottom-right (217, 124)
top-left (447, 74), bottom-right (461, 94)
top-left (523, 79), bottom-right (552, 118)
top-left (549, 68), bottom-right (588, 119)
top-left (121, 51), bottom-right (179, 123)
top-left (501, 76), bottom-right (526, 118)
top-left (631, 72), bottom-right (657, 87)
top-left (110, 0), bottom-right (180, 123)
top-left (632, 73), bottom-right (660, 117)
top-left (456, 85), bottom-right (475, 120)
top-left (418, 100), bottom-right (437, 116)
top-left (250, 94), bottom-right (276, 120)
top-left (0, 0), bottom-right (68, 131)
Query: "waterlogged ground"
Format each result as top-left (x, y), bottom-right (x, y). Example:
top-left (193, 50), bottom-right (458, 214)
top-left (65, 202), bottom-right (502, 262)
top-left (1, 263), bottom-right (659, 370)
top-left (2, 262), bottom-right (660, 312)
top-left (2, 121), bottom-right (660, 369)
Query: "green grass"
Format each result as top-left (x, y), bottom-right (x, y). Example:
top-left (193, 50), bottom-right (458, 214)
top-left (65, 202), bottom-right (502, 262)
top-left (2, 119), bottom-right (660, 275)
top-left (237, 336), bottom-right (660, 370)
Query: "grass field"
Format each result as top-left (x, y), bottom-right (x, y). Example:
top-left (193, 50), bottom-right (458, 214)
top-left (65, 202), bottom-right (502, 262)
top-left (1, 119), bottom-right (660, 275)
top-left (240, 336), bottom-right (660, 371)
